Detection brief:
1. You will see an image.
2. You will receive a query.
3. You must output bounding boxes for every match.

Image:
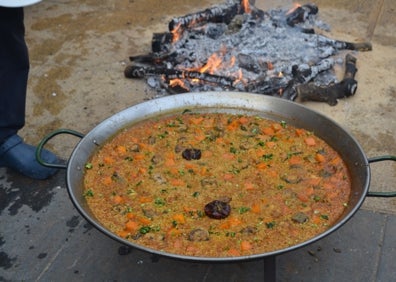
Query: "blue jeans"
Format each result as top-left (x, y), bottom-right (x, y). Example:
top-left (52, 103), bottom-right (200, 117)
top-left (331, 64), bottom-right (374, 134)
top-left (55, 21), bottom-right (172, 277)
top-left (0, 7), bottom-right (29, 142)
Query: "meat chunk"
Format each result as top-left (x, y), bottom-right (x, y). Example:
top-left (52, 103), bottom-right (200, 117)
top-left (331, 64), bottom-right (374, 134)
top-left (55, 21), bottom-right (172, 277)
top-left (188, 228), bottom-right (210, 241)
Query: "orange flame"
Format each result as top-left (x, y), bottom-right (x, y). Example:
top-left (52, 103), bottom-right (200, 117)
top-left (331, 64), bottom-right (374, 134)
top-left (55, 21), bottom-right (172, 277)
top-left (233, 69), bottom-right (245, 85)
top-left (286, 3), bottom-right (301, 15)
top-left (171, 23), bottom-right (183, 43)
top-left (169, 78), bottom-right (189, 90)
top-left (242, 0), bottom-right (251, 14)
top-left (199, 53), bottom-right (224, 74)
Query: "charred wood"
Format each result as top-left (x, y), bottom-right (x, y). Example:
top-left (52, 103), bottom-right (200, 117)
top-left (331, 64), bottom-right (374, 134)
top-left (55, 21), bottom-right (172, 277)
top-left (124, 65), bottom-right (235, 88)
top-left (152, 32), bottom-right (173, 53)
top-left (316, 35), bottom-right (372, 52)
top-left (168, 1), bottom-right (241, 32)
top-left (292, 59), bottom-right (335, 84)
top-left (246, 77), bottom-right (288, 96)
top-left (129, 52), bottom-right (176, 65)
top-left (286, 3), bottom-right (318, 27)
top-left (339, 41), bottom-right (372, 51)
top-left (297, 54), bottom-right (358, 106)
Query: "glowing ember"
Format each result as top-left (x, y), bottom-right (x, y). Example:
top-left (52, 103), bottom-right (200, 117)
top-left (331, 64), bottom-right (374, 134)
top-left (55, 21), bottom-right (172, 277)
top-left (287, 3), bottom-right (302, 15)
top-left (242, 0), bottom-right (251, 13)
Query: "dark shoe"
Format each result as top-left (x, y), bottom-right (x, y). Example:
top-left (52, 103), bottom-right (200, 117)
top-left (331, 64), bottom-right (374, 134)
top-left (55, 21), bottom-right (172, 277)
top-left (0, 134), bottom-right (59, 180)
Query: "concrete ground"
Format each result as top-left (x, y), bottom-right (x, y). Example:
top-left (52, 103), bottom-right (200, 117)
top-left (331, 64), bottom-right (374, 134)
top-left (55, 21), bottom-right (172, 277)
top-left (1, 0), bottom-right (395, 281)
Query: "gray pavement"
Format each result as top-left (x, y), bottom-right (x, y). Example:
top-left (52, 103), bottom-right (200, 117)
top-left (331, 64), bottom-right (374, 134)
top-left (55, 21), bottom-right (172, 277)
top-left (1, 0), bottom-right (396, 281)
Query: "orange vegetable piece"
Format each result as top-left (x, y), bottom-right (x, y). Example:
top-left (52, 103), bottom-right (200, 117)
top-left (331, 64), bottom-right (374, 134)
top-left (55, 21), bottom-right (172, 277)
top-left (311, 215), bottom-right (322, 225)
top-left (266, 141), bottom-right (276, 148)
top-left (138, 196), bottom-right (152, 203)
top-left (226, 119), bottom-right (239, 131)
top-left (134, 154), bottom-right (145, 160)
top-left (238, 116), bottom-right (249, 124)
top-left (215, 137), bottom-right (225, 144)
top-left (138, 217), bottom-right (151, 225)
top-left (251, 203), bottom-right (261, 214)
top-left (103, 156), bottom-right (115, 164)
top-left (266, 169), bottom-right (278, 178)
top-left (189, 116), bottom-right (204, 125)
top-left (116, 145), bottom-right (127, 155)
top-left (223, 173), bottom-right (234, 180)
top-left (272, 123), bottom-right (282, 132)
top-left (262, 127), bottom-right (275, 136)
top-left (167, 227), bottom-right (182, 236)
top-left (194, 134), bottom-right (206, 142)
top-left (170, 178), bottom-right (186, 186)
top-left (113, 195), bottom-right (124, 204)
top-left (297, 193), bottom-right (309, 202)
top-left (125, 220), bottom-right (139, 232)
top-left (256, 163), bottom-right (267, 170)
top-left (295, 128), bottom-right (305, 137)
top-left (315, 153), bottom-right (326, 163)
top-left (304, 137), bottom-right (316, 146)
top-left (103, 176), bottom-right (112, 186)
top-left (240, 241), bottom-right (253, 251)
top-left (222, 153), bottom-right (236, 160)
top-left (227, 248), bottom-right (241, 256)
top-left (288, 155), bottom-right (302, 165)
top-left (244, 182), bottom-right (255, 191)
top-left (201, 150), bottom-right (213, 158)
top-left (165, 157), bottom-right (176, 166)
top-left (307, 177), bottom-right (321, 186)
top-left (117, 230), bottom-right (129, 238)
top-left (172, 214), bottom-right (186, 224)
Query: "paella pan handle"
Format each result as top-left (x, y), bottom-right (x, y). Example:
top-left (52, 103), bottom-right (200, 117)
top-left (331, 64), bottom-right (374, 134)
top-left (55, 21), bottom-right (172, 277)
top-left (367, 155), bottom-right (396, 197)
top-left (36, 129), bottom-right (85, 169)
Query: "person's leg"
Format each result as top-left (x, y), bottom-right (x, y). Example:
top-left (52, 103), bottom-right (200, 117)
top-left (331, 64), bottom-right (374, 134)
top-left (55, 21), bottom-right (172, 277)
top-left (0, 7), bottom-right (28, 142)
top-left (0, 7), bottom-right (59, 180)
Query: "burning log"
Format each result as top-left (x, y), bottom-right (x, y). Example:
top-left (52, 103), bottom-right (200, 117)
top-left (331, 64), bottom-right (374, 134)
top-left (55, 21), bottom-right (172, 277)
top-left (286, 3), bottom-right (319, 27)
top-left (124, 65), bottom-right (235, 88)
top-left (297, 54), bottom-right (358, 106)
top-left (168, 1), bottom-right (242, 33)
top-left (124, 0), bottom-right (372, 105)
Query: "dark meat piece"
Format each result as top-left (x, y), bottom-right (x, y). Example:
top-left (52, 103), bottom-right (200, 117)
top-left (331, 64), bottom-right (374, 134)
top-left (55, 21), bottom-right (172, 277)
top-left (142, 208), bottom-right (158, 219)
top-left (291, 212), bottom-right (309, 223)
top-left (204, 200), bottom-right (231, 219)
top-left (148, 136), bottom-right (156, 145)
top-left (175, 136), bottom-right (188, 153)
top-left (281, 174), bottom-right (302, 184)
top-left (182, 148), bottom-right (202, 160)
top-left (151, 173), bottom-right (167, 184)
top-left (200, 177), bottom-right (218, 188)
top-left (130, 143), bottom-right (140, 152)
top-left (240, 226), bottom-right (258, 235)
top-left (188, 228), bottom-right (210, 241)
top-left (151, 155), bottom-right (163, 165)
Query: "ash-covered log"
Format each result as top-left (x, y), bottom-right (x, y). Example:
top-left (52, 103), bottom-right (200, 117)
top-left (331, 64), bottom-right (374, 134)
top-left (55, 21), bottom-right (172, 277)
top-left (168, 1), bottom-right (242, 33)
top-left (286, 3), bottom-right (319, 27)
top-left (124, 65), bottom-right (235, 88)
top-left (297, 54), bottom-right (358, 105)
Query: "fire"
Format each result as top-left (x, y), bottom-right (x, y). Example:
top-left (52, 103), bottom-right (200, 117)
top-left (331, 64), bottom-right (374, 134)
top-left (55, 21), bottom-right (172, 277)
top-left (199, 53), bottom-right (224, 74)
top-left (233, 69), bottom-right (245, 86)
top-left (242, 0), bottom-right (251, 14)
top-left (171, 23), bottom-right (183, 43)
top-left (286, 3), bottom-right (301, 15)
top-left (169, 78), bottom-right (189, 91)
